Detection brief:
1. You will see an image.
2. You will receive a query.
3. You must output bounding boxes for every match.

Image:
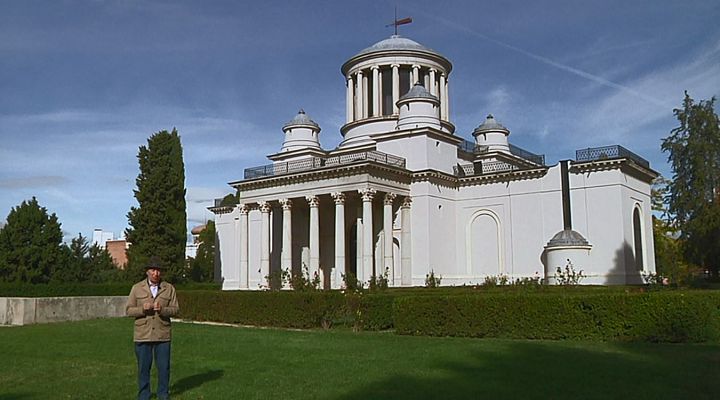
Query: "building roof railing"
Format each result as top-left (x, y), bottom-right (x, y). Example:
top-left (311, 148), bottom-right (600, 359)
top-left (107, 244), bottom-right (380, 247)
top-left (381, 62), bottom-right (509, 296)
top-left (458, 140), bottom-right (545, 166)
top-left (575, 145), bottom-right (650, 169)
top-left (243, 150), bottom-right (406, 180)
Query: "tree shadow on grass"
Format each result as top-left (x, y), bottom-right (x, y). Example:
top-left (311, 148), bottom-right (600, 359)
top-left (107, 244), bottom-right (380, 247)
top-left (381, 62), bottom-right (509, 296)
top-left (171, 369), bottom-right (224, 395)
top-left (334, 340), bottom-right (719, 400)
top-left (0, 394), bottom-right (32, 400)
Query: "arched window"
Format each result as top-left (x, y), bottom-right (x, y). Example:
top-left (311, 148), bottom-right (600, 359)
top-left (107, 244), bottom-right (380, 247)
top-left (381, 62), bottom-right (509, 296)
top-left (632, 207), bottom-right (644, 271)
top-left (467, 210), bottom-right (503, 277)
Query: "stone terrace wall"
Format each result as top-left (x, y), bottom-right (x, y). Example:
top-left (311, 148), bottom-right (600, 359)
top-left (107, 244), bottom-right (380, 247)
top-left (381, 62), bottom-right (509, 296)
top-left (0, 296), bottom-right (127, 326)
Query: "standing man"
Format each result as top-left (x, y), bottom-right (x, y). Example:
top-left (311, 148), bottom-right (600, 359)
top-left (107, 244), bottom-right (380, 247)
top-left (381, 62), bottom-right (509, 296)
top-left (126, 257), bottom-right (179, 400)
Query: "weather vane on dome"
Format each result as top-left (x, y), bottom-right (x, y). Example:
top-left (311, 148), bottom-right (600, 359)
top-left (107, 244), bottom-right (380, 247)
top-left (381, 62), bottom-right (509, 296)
top-left (386, 6), bottom-right (412, 36)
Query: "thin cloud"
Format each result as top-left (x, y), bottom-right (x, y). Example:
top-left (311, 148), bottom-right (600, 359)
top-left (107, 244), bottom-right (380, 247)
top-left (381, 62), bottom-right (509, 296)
top-left (424, 13), bottom-right (670, 108)
top-left (0, 175), bottom-right (69, 189)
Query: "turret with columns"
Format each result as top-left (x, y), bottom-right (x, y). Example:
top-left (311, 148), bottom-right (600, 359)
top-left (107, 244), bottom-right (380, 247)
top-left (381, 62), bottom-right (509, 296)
top-left (340, 35), bottom-right (454, 148)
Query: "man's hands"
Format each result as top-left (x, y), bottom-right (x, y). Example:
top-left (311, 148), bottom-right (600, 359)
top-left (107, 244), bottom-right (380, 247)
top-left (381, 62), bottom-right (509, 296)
top-left (143, 301), bottom-right (162, 313)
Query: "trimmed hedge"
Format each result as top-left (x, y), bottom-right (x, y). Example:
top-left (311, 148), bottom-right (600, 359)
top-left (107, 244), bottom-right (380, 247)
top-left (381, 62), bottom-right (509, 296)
top-left (177, 290), bottom-right (396, 330)
top-left (0, 282), bottom-right (220, 297)
top-left (0, 283), bottom-right (133, 297)
top-left (394, 291), bottom-right (720, 342)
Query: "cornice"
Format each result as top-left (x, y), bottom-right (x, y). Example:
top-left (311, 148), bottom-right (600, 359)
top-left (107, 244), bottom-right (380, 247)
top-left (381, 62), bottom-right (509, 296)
top-left (570, 158), bottom-right (658, 183)
top-left (411, 169), bottom-right (459, 189)
top-left (233, 162), bottom-right (412, 192)
top-left (209, 205), bottom-right (234, 215)
top-left (373, 126), bottom-right (463, 145)
top-left (458, 167), bottom-right (549, 186)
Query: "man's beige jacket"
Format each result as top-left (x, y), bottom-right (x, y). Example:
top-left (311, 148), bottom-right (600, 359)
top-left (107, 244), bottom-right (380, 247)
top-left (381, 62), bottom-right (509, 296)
top-left (125, 279), bottom-right (179, 342)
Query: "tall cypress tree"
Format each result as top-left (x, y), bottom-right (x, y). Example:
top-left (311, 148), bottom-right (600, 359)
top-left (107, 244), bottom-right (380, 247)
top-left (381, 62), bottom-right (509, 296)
top-left (125, 129), bottom-right (187, 283)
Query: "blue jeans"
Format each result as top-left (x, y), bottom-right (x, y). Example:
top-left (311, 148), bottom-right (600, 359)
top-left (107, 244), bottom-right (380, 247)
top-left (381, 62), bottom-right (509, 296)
top-left (134, 341), bottom-right (171, 400)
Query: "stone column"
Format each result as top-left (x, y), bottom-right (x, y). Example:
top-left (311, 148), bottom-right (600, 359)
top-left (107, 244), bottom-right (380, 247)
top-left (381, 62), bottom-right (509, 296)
top-left (439, 73), bottom-right (447, 120)
top-left (401, 197), bottom-right (412, 286)
top-left (362, 72), bottom-right (369, 118)
top-left (259, 201), bottom-right (271, 287)
top-left (391, 64), bottom-right (399, 115)
top-left (306, 195), bottom-right (320, 286)
top-left (280, 199), bottom-right (292, 274)
top-left (360, 188), bottom-right (376, 284)
top-left (332, 192), bottom-right (346, 289)
top-left (371, 66), bottom-right (380, 117)
top-left (429, 69), bottom-right (437, 96)
top-left (444, 76), bottom-right (450, 119)
top-left (412, 64), bottom-right (420, 85)
top-left (356, 70), bottom-right (364, 120)
top-left (239, 204), bottom-right (249, 289)
top-left (356, 206), bottom-right (363, 283)
top-left (378, 68), bottom-right (384, 116)
top-left (383, 193), bottom-right (396, 282)
top-left (346, 75), bottom-right (354, 123)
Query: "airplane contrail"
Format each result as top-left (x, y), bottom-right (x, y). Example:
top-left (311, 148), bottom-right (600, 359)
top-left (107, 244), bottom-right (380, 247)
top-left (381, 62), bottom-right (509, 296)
top-left (423, 13), bottom-right (668, 108)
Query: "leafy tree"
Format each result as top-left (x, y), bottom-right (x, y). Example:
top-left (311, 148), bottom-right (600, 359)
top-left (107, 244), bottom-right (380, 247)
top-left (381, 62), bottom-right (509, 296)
top-left (651, 177), bottom-right (692, 284)
top-left (125, 129), bottom-right (187, 283)
top-left (661, 92), bottom-right (720, 278)
top-left (0, 197), bottom-right (65, 283)
top-left (188, 221), bottom-right (215, 282)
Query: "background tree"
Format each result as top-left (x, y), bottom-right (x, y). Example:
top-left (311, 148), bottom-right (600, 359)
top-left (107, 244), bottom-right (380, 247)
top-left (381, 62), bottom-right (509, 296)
top-left (51, 233), bottom-right (121, 283)
top-left (661, 92), bottom-right (720, 279)
top-left (125, 129), bottom-right (187, 283)
top-left (188, 221), bottom-right (215, 282)
top-left (0, 197), bottom-right (65, 283)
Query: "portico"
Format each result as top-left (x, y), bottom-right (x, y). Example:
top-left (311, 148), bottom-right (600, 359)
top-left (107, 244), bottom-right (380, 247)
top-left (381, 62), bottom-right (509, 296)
top-left (215, 151), bottom-right (412, 290)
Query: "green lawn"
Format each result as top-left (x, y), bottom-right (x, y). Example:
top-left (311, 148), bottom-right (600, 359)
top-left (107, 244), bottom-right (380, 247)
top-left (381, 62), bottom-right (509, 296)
top-left (1, 319), bottom-right (718, 399)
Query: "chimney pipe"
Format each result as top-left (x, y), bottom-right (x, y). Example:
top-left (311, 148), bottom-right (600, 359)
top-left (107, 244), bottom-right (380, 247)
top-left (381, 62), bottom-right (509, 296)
top-left (560, 160), bottom-right (572, 230)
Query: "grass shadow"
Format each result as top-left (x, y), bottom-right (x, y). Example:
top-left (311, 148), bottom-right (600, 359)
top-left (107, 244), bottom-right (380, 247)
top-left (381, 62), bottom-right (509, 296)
top-left (333, 340), bottom-right (720, 400)
top-left (171, 369), bottom-right (224, 395)
top-left (0, 394), bottom-right (32, 400)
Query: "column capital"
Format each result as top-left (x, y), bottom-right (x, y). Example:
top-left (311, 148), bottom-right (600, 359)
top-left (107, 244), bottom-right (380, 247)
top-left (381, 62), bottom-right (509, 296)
top-left (238, 203), bottom-right (249, 215)
top-left (280, 198), bottom-right (292, 210)
top-left (357, 69), bottom-right (364, 77)
top-left (401, 196), bottom-right (412, 208)
top-left (391, 63), bottom-right (400, 69)
top-left (305, 195), bottom-right (320, 207)
top-left (429, 68), bottom-right (437, 73)
top-left (258, 201), bottom-right (271, 213)
top-left (383, 193), bottom-right (397, 205)
top-left (411, 64), bottom-right (420, 69)
top-left (371, 65), bottom-right (380, 71)
top-left (332, 192), bottom-right (346, 204)
top-left (359, 188), bottom-right (376, 202)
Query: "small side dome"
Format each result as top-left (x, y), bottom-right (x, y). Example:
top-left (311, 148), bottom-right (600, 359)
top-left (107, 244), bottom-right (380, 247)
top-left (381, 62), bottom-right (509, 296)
top-left (282, 109), bottom-right (320, 133)
top-left (280, 109), bottom-right (322, 152)
top-left (396, 83), bottom-right (441, 131)
top-left (472, 114), bottom-right (509, 137)
top-left (399, 82), bottom-right (439, 103)
top-left (472, 114), bottom-right (510, 152)
top-left (546, 229), bottom-right (590, 247)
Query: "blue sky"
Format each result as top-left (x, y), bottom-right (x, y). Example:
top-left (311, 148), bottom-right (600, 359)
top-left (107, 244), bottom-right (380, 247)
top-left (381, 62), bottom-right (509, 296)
top-left (1, 0), bottom-right (719, 242)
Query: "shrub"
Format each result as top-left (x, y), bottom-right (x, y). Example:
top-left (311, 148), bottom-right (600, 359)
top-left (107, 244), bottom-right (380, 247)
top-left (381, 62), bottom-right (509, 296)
top-left (555, 259), bottom-right (585, 286)
top-left (425, 269), bottom-right (441, 288)
top-left (393, 291), bottom-right (720, 343)
top-left (369, 268), bottom-right (389, 292)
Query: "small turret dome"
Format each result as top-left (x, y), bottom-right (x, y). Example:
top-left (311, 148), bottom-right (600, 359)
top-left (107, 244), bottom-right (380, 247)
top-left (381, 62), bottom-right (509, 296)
top-left (472, 114), bottom-right (509, 137)
top-left (280, 109), bottom-right (321, 153)
top-left (399, 82), bottom-right (439, 102)
top-left (282, 109), bottom-right (320, 132)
